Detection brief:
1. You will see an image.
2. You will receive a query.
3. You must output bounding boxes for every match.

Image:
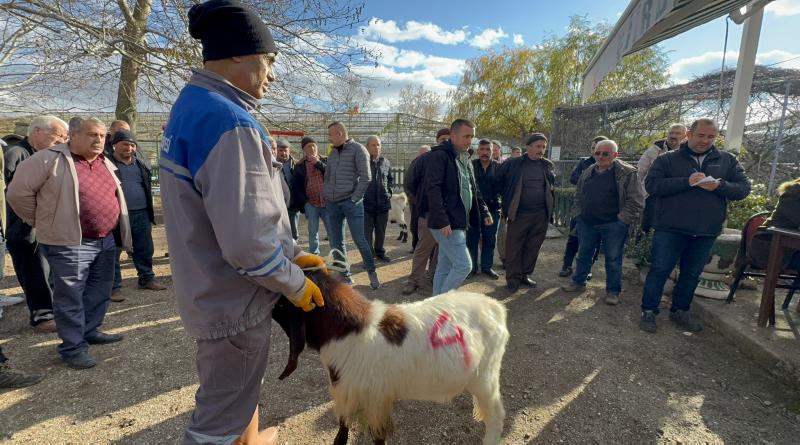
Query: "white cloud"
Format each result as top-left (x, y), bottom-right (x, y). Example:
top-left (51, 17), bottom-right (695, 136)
top-left (513, 34), bottom-right (525, 46)
top-left (360, 18), bottom-right (467, 45)
top-left (766, 0), bottom-right (800, 16)
top-left (469, 27), bottom-right (508, 49)
top-left (356, 38), bottom-right (466, 78)
top-left (668, 49), bottom-right (800, 83)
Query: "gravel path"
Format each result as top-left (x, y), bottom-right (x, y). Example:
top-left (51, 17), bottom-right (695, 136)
top-left (1, 226), bottom-right (799, 444)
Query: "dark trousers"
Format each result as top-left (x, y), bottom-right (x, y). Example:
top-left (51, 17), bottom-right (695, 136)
top-left (364, 210), bottom-right (389, 257)
top-left (467, 209), bottom-right (501, 273)
top-left (641, 230), bottom-right (717, 314)
top-left (505, 210), bottom-right (549, 284)
top-left (572, 219), bottom-right (629, 293)
top-left (410, 203), bottom-right (419, 249)
top-left (7, 238), bottom-right (53, 325)
top-left (114, 209), bottom-right (155, 289)
top-left (562, 217), bottom-right (601, 269)
top-left (42, 234), bottom-right (116, 358)
top-left (289, 209), bottom-right (299, 241)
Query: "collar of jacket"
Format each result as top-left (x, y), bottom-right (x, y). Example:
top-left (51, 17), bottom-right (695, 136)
top-left (17, 137), bottom-right (35, 155)
top-left (679, 142), bottom-right (719, 161)
top-left (334, 138), bottom-right (353, 151)
top-left (188, 68), bottom-right (259, 112)
top-left (49, 143), bottom-right (118, 170)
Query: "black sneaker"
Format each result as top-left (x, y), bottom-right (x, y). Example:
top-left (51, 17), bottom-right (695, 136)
top-left (377, 254), bottom-right (391, 263)
top-left (669, 310), bottom-right (703, 332)
top-left (63, 352), bottom-right (96, 369)
top-left (639, 311), bottom-right (657, 333)
top-left (558, 267), bottom-right (572, 277)
top-left (0, 364), bottom-right (44, 388)
top-left (86, 332), bottom-right (123, 345)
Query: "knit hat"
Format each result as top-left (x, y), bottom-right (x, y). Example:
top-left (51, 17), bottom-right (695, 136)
top-left (436, 128), bottom-right (451, 139)
top-left (526, 133), bottom-right (548, 146)
top-left (300, 136), bottom-right (317, 149)
top-left (111, 130), bottom-right (137, 146)
top-left (188, 0), bottom-right (279, 62)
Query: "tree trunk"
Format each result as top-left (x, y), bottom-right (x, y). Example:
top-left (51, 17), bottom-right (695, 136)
top-left (114, 0), bottom-right (152, 131)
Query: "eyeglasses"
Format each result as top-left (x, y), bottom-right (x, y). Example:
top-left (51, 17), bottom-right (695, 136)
top-left (593, 151), bottom-right (613, 157)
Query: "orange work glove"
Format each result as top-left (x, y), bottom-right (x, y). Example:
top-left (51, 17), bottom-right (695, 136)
top-left (294, 253), bottom-right (327, 272)
top-left (289, 277), bottom-right (324, 312)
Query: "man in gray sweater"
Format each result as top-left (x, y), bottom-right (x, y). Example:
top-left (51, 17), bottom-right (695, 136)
top-left (325, 121), bottom-right (380, 289)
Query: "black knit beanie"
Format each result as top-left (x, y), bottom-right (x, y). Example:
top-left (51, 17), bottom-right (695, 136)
top-left (301, 136), bottom-right (317, 149)
top-left (188, 0), bottom-right (279, 62)
top-left (526, 133), bottom-right (548, 146)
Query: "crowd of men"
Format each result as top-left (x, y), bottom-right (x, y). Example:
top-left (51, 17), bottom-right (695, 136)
top-left (0, 1), bottom-right (754, 444)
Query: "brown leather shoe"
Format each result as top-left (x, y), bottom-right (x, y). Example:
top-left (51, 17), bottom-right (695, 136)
top-left (110, 288), bottom-right (125, 302)
top-left (138, 280), bottom-right (167, 291)
top-left (33, 319), bottom-right (57, 333)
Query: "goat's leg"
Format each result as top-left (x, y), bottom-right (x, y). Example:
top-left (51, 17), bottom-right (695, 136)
top-left (332, 418), bottom-right (349, 445)
top-left (366, 401), bottom-right (395, 445)
top-left (470, 380), bottom-right (505, 445)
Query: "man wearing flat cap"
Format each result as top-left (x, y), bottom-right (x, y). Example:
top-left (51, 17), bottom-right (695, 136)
top-left (159, 1), bottom-right (325, 444)
top-left (109, 130), bottom-right (166, 302)
top-left (496, 133), bottom-right (556, 293)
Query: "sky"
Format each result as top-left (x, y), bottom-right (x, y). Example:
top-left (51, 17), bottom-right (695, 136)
top-left (347, 0), bottom-right (800, 112)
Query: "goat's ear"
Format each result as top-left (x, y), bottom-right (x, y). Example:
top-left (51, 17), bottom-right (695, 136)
top-left (271, 297), bottom-right (307, 380)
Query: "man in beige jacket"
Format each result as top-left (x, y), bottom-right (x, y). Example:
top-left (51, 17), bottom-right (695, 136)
top-left (7, 117), bottom-right (131, 370)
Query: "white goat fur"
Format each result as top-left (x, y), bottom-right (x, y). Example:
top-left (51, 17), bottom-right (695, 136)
top-left (388, 192), bottom-right (407, 224)
top-left (321, 291), bottom-right (508, 444)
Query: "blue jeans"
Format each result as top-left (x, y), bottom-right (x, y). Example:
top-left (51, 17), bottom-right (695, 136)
top-left (572, 219), bottom-right (629, 293)
top-left (430, 228), bottom-right (472, 296)
top-left (304, 203), bottom-right (331, 255)
top-left (467, 210), bottom-right (500, 272)
top-left (113, 209), bottom-right (155, 289)
top-left (41, 234), bottom-right (116, 358)
top-left (327, 198), bottom-right (376, 277)
top-left (641, 230), bottom-right (717, 314)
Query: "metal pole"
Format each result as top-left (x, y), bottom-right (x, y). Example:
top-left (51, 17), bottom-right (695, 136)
top-left (768, 82), bottom-right (791, 195)
top-left (727, 7), bottom-right (764, 153)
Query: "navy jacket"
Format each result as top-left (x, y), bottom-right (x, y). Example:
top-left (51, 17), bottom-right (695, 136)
top-left (645, 143), bottom-right (750, 236)
top-left (364, 156), bottom-right (393, 214)
top-left (419, 142), bottom-right (489, 230)
top-left (471, 159), bottom-right (502, 213)
top-left (570, 157), bottom-right (595, 185)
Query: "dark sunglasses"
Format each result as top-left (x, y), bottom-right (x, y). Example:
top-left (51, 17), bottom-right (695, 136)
top-left (593, 151), bottom-right (613, 157)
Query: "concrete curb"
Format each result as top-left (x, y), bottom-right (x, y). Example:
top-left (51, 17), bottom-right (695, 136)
top-left (693, 299), bottom-right (800, 388)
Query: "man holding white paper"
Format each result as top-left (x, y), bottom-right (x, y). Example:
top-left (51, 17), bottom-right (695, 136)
top-left (639, 118), bottom-right (750, 333)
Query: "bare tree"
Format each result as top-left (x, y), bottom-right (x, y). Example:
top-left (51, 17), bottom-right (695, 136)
top-left (0, 0), bottom-right (374, 129)
top-left (394, 84), bottom-right (443, 122)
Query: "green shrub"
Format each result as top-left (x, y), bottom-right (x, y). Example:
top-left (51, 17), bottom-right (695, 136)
top-left (726, 185), bottom-right (776, 230)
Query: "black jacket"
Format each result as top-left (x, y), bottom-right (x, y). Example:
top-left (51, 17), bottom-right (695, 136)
top-left (471, 159), bottom-right (502, 213)
top-left (645, 143), bottom-right (750, 237)
top-left (570, 157), bottom-right (595, 185)
top-left (291, 157), bottom-right (327, 213)
top-left (496, 155), bottom-right (556, 220)
top-left (111, 155), bottom-right (156, 224)
top-left (3, 138), bottom-right (36, 243)
top-left (419, 141), bottom-right (489, 230)
top-left (405, 153), bottom-right (429, 205)
top-left (364, 156), bottom-right (393, 214)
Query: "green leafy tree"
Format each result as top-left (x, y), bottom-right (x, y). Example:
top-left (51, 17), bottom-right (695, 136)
top-left (447, 16), bottom-right (670, 141)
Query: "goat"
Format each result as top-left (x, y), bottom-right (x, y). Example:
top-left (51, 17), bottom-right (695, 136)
top-left (389, 192), bottom-right (408, 243)
top-left (272, 270), bottom-right (508, 445)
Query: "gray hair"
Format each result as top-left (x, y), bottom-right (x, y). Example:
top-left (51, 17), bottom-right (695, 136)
top-left (73, 117), bottom-right (106, 135)
top-left (366, 135), bottom-right (381, 145)
top-left (68, 116), bottom-right (83, 134)
top-left (595, 139), bottom-right (619, 153)
top-left (669, 123), bottom-right (687, 132)
top-left (28, 115), bottom-right (68, 137)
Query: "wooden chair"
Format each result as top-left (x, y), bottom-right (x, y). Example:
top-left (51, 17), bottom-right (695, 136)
top-left (726, 212), bottom-right (800, 305)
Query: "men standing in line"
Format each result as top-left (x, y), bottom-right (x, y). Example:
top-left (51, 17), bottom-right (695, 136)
top-left (110, 130), bottom-right (167, 302)
top-left (8, 117), bottom-right (132, 369)
top-left (467, 139), bottom-right (501, 280)
top-left (561, 140), bottom-right (643, 305)
top-left (3, 115), bottom-right (68, 333)
top-left (637, 123), bottom-right (687, 233)
top-left (292, 137), bottom-right (330, 255)
top-left (325, 121), bottom-right (381, 289)
top-left (159, 2), bottom-right (325, 443)
top-left (496, 133), bottom-right (555, 293)
top-left (639, 118), bottom-right (750, 333)
top-left (558, 135), bottom-right (608, 278)
top-left (420, 119), bottom-right (491, 296)
top-left (276, 139), bottom-right (299, 240)
top-left (363, 135), bottom-right (394, 262)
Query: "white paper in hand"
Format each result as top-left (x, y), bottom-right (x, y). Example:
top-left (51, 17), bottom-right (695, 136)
top-left (692, 176), bottom-right (720, 187)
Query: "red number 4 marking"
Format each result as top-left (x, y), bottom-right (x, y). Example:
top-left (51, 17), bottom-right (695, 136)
top-left (429, 312), bottom-right (472, 368)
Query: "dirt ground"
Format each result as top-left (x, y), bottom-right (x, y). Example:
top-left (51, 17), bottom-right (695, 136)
top-left (1, 222), bottom-right (800, 445)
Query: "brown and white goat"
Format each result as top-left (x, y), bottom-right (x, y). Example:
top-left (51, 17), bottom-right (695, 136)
top-left (272, 270), bottom-right (508, 445)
